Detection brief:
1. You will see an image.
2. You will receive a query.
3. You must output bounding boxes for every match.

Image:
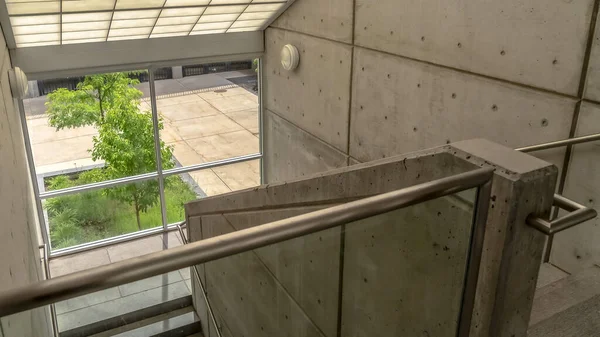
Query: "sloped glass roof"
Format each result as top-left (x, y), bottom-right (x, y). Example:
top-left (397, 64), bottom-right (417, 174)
top-left (7, 0), bottom-right (288, 48)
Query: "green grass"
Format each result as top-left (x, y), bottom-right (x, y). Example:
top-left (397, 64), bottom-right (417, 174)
top-left (45, 171), bottom-right (197, 249)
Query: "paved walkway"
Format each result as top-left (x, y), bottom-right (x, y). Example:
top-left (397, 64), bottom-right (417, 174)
top-left (25, 72), bottom-right (260, 196)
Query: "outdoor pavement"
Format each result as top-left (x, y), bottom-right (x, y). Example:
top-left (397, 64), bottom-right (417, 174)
top-left (50, 232), bottom-right (190, 332)
top-left (25, 70), bottom-right (260, 196)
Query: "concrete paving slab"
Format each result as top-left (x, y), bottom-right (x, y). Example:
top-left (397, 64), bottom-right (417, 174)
top-left (186, 130), bottom-right (259, 162)
top-left (118, 271), bottom-right (183, 297)
top-left (155, 94), bottom-right (204, 109)
top-left (203, 94), bottom-right (258, 113)
top-left (224, 109), bottom-right (258, 133)
top-left (50, 248), bottom-right (111, 277)
top-left (55, 287), bottom-right (121, 315)
top-left (197, 87), bottom-right (250, 100)
top-left (32, 135), bottom-right (95, 167)
top-left (212, 160), bottom-right (260, 192)
top-left (161, 123), bottom-right (184, 145)
top-left (106, 235), bottom-right (166, 262)
top-left (177, 74), bottom-right (233, 91)
top-left (171, 114), bottom-right (244, 140)
top-left (158, 100), bottom-right (220, 122)
top-left (27, 119), bottom-right (97, 145)
top-left (216, 69), bottom-right (256, 79)
top-left (188, 169), bottom-right (232, 196)
top-left (56, 280), bottom-right (191, 332)
top-left (170, 141), bottom-right (205, 166)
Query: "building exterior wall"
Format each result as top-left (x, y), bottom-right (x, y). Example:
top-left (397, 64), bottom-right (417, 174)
top-left (263, 0), bottom-right (600, 274)
top-left (0, 27), bottom-right (52, 337)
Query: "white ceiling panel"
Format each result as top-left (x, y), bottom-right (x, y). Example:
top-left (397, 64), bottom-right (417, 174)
top-left (6, 0), bottom-right (291, 47)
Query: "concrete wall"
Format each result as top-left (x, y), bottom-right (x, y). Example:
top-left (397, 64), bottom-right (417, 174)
top-left (192, 198), bottom-right (473, 337)
top-left (0, 28), bottom-right (52, 336)
top-left (263, 0), bottom-right (600, 274)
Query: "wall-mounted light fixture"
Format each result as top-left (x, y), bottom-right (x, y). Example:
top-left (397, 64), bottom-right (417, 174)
top-left (281, 44), bottom-right (300, 71)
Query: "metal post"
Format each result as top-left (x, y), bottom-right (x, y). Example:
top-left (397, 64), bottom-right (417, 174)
top-left (258, 57), bottom-right (265, 184)
top-left (16, 98), bottom-right (51, 250)
top-left (149, 69), bottom-right (169, 230)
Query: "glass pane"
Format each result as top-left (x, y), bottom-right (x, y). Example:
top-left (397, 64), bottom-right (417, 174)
top-left (44, 179), bottom-right (162, 249)
top-left (24, 69), bottom-right (158, 188)
top-left (45, 233), bottom-right (193, 335)
top-left (193, 190), bottom-right (477, 337)
top-left (164, 160), bottom-right (261, 225)
top-left (149, 60), bottom-right (259, 171)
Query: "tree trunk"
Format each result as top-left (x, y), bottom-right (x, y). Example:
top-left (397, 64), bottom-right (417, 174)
top-left (134, 200), bottom-right (142, 230)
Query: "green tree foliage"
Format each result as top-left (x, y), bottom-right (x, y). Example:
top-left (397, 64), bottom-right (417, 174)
top-left (46, 72), bottom-right (174, 229)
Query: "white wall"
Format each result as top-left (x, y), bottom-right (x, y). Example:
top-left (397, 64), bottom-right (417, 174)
top-left (263, 0), bottom-right (600, 273)
top-left (0, 26), bottom-right (52, 337)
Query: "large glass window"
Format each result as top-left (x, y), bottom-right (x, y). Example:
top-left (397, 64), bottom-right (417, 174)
top-left (22, 59), bottom-right (262, 252)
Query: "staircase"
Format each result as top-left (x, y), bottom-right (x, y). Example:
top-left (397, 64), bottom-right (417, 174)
top-left (59, 295), bottom-right (202, 337)
top-left (528, 264), bottom-right (600, 337)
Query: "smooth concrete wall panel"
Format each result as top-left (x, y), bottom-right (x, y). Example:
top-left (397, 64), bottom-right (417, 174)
top-left (264, 110), bottom-right (348, 183)
top-left (354, 0), bottom-right (594, 96)
top-left (0, 37), bottom-right (51, 336)
top-left (342, 196), bottom-right (473, 336)
top-left (350, 47), bottom-right (573, 167)
top-left (585, 18), bottom-right (600, 101)
top-left (271, 0), bottom-right (354, 43)
top-left (201, 215), bottom-right (327, 337)
top-left (264, 28), bottom-right (352, 152)
top-left (552, 102), bottom-right (600, 273)
top-left (219, 207), bottom-right (340, 337)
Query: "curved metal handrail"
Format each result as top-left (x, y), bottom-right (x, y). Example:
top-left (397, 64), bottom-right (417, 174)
top-left (527, 194), bottom-right (598, 235)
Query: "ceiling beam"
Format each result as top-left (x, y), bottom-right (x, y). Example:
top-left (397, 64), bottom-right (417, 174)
top-left (10, 31), bottom-right (264, 79)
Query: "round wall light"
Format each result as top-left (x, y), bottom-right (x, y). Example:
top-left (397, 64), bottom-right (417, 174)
top-left (281, 44), bottom-right (300, 71)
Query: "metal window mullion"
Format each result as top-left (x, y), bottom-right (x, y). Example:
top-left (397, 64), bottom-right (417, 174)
top-left (105, 0), bottom-right (118, 41)
top-left (258, 57), bottom-right (265, 184)
top-left (148, 69), bottom-right (169, 230)
top-left (39, 171), bottom-right (160, 200)
top-left (162, 153), bottom-right (262, 177)
top-left (59, 0), bottom-right (62, 45)
top-left (17, 98), bottom-right (51, 250)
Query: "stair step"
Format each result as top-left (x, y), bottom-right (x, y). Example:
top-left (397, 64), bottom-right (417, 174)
top-left (58, 278), bottom-right (192, 337)
top-left (528, 293), bottom-right (600, 337)
top-left (112, 310), bottom-right (201, 337)
top-left (60, 294), bottom-right (192, 337)
top-left (530, 265), bottom-right (600, 327)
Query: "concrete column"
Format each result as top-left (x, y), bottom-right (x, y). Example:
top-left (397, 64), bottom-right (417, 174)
top-left (172, 66), bottom-right (183, 79)
top-left (449, 139), bottom-right (557, 337)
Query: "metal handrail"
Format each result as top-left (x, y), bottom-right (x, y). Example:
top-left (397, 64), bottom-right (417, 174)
top-left (516, 133), bottom-right (600, 153)
top-left (176, 223), bottom-right (223, 337)
top-left (0, 167), bottom-right (494, 317)
top-left (527, 194), bottom-right (598, 235)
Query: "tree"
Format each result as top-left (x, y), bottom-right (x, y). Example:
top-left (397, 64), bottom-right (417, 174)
top-left (46, 72), bottom-right (174, 230)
